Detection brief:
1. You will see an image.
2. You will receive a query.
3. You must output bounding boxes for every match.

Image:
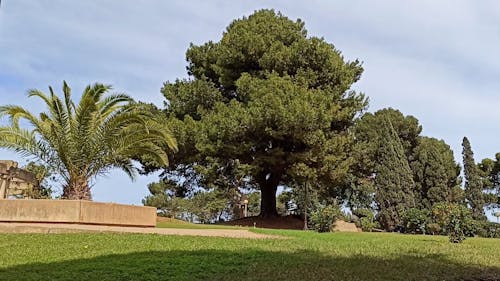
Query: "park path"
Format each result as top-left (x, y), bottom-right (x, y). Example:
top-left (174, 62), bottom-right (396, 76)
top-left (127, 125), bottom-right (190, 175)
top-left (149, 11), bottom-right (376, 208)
top-left (0, 222), bottom-right (277, 239)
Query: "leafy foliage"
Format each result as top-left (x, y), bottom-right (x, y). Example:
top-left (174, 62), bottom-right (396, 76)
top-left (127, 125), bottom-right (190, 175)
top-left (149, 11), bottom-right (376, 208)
top-left (432, 202), bottom-right (476, 243)
top-left (309, 204), bottom-right (342, 232)
top-left (23, 162), bottom-right (54, 198)
top-left (474, 221), bottom-right (500, 238)
top-left (402, 208), bottom-right (429, 234)
top-left (359, 217), bottom-right (380, 232)
top-left (142, 180), bottom-right (186, 218)
top-left (426, 223), bottom-right (442, 235)
top-left (352, 209), bottom-right (380, 232)
top-left (478, 153), bottom-right (500, 209)
top-left (143, 179), bottom-right (249, 223)
top-left (0, 82), bottom-right (176, 199)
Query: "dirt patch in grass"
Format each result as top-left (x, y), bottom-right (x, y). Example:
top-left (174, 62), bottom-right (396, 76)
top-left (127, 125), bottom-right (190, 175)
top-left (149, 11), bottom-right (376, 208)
top-left (156, 217), bottom-right (189, 224)
top-left (222, 215), bottom-right (304, 230)
top-left (0, 222), bottom-right (277, 239)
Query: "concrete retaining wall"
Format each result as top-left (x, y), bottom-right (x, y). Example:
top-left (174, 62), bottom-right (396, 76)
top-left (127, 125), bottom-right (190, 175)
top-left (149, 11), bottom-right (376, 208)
top-left (0, 199), bottom-right (156, 227)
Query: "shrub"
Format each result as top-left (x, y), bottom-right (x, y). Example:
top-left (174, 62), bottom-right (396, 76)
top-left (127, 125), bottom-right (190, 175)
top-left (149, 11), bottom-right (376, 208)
top-left (432, 202), bottom-right (475, 243)
top-left (360, 217), bottom-right (380, 232)
top-left (426, 223), bottom-right (441, 235)
top-left (352, 208), bottom-right (378, 231)
top-left (352, 208), bottom-right (375, 219)
top-left (475, 221), bottom-right (500, 238)
top-left (402, 208), bottom-right (429, 234)
top-left (309, 205), bottom-right (341, 233)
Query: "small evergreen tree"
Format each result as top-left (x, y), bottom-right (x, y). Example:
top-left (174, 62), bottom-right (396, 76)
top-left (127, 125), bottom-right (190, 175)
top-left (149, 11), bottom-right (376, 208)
top-left (462, 137), bottom-right (486, 221)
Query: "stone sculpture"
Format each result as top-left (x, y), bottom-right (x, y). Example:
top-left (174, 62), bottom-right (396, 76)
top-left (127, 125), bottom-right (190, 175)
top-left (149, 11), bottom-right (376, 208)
top-left (0, 160), bottom-right (39, 199)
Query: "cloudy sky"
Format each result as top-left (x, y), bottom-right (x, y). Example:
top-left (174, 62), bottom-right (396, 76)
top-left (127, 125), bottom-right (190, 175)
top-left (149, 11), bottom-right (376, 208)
top-left (1, 1), bottom-right (499, 209)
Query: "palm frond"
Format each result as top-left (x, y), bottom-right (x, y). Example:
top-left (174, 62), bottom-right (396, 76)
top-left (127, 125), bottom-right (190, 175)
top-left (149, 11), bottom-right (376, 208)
top-left (0, 81), bottom-right (177, 197)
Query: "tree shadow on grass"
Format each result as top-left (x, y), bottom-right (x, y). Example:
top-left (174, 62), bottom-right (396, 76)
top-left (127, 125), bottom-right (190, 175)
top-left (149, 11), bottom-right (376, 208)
top-left (1, 249), bottom-right (499, 281)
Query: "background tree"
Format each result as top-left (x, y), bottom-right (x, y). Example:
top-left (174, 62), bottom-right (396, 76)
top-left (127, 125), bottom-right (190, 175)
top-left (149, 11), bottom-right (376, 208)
top-left (143, 178), bottom-right (257, 221)
top-left (187, 190), bottom-right (229, 223)
top-left (479, 153), bottom-right (500, 209)
top-left (0, 82), bottom-right (177, 200)
top-left (355, 108), bottom-right (422, 164)
top-left (462, 137), bottom-right (486, 220)
top-left (373, 119), bottom-right (416, 231)
top-left (243, 191), bottom-right (261, 217)
top-left (348, 108), bottom-right (461, 231)
top-left (411, 137), bottom-right (462, 209)
top-left (157, 10), bottom-right (367, 217)
top-left (142, 179), bottom-right (187, 218)
top-left (345, 108), bottom-right (422, 210)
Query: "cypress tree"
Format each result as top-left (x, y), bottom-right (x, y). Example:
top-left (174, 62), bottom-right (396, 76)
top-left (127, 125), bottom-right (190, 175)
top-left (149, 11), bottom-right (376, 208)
top-left (462, 137), bottom-right (486, 220)
top-left (374, 119), bottom-right (416, 231)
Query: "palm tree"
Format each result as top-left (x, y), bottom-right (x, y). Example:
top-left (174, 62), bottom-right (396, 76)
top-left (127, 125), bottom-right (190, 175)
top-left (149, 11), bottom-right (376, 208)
top-left (0, 82), bottom-right (177, 200)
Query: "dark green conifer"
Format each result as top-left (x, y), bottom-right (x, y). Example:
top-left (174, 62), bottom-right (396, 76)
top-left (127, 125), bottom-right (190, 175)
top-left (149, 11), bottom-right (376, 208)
top-left (411, 137), bottom-right (462, 209)
top-left (374, 119), bottom-right (416, 231)
top-left (462, 137), bottom-right (486, 220)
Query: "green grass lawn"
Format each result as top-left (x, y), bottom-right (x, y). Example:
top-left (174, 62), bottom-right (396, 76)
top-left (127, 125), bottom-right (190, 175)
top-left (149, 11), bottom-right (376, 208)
top-left (0, 230), bottom-right (499, 281)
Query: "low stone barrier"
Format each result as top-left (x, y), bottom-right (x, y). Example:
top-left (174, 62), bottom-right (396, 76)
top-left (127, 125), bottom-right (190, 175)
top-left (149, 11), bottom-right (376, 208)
top-left (332, 220), bottom-right (361, 232)
top-left (0, 199), bottom-right (156, 227)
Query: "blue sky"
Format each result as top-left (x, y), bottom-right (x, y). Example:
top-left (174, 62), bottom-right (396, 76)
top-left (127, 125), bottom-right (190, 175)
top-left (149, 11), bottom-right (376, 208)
top-left (1, 1), bottom-right (500, 216)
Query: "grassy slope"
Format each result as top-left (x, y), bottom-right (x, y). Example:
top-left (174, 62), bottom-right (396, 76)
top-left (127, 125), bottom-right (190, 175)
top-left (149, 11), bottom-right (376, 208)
top-left (0, 230), bottom-right (499, 281)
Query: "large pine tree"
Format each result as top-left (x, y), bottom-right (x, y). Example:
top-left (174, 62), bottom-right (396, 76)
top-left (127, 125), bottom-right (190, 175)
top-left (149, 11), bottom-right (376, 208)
top-left (374, 119), bottom-right (416, 231)
top-left (157, 10), bottom-right (367, 217)
top-left (462, 137), bottom-right (486, 220)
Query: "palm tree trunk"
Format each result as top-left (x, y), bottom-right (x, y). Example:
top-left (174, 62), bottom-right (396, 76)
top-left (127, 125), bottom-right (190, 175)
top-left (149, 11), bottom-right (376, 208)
top-left (62, 176), bottom-right (91, 200)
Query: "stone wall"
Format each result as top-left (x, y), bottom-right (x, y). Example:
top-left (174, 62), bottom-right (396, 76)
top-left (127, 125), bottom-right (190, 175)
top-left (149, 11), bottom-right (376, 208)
top-left (0, 199), bottom-right (157, 227)
top-left (332, 220), bottom-right (362, 232)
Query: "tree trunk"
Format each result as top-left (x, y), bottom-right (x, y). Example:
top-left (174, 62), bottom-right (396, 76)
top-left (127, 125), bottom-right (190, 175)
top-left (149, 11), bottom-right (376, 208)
top-left (260, 184), bottom-right (278, 217)
top-left (258, 170), bottom-right (281, 218)
top-left (62, 176), bottom-right (91, 200)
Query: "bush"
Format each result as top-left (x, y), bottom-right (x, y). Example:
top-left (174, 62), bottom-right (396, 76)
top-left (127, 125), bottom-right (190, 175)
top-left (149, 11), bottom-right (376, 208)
top-left (402, 208), bottom-right (429, 234)
top-left (426, 223), bottom-right (441, 235)
top-left (360, 217), bottom-right (380, 232)
top-left (432, 203), bottom-right (475, 243)
top-left (352, 208), bottom-right (378, 231)
top-left (475, 221), bottom-right (500, 238)
top-left (309, 205), bottom-right (341, 233)
top-left (352, 208), bottom-right (375, 219)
